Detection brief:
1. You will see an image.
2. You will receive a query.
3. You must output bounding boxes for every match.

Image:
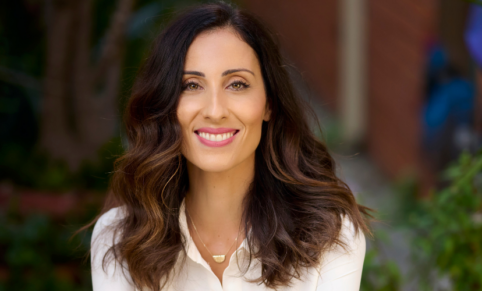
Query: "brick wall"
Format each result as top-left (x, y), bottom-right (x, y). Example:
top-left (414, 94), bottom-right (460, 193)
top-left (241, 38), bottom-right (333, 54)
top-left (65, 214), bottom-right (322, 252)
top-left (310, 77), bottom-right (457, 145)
top-left (242, 0), bottom-right (339, 111)
top-left (243, 0), bottom-right (439, 192)
top-left (367, 0), bottom-right (437, 186)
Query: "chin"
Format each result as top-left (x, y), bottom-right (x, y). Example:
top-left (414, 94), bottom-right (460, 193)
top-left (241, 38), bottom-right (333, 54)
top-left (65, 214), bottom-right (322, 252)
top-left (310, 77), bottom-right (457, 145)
top-left (183, 147), bottom-right (256, 174)
top-left (197, 164), bottom-right (234, 173)
top-left (192, 157), bottom-right (237, 173)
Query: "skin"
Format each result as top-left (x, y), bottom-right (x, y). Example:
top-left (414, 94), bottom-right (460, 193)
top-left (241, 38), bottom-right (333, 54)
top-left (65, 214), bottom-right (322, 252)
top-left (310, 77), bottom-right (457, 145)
top-left (177, 27), bottom-right (270, 284)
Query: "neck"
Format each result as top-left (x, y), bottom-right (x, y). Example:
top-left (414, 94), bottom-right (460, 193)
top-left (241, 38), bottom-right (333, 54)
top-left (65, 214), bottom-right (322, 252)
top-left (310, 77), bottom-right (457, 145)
top-left (185, 152), bottom-right (255, 236)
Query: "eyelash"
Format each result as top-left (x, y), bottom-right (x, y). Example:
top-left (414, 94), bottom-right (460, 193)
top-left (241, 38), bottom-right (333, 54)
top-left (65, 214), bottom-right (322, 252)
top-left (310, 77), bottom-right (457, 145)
top-left (182, 80), bottom-right (250, 91)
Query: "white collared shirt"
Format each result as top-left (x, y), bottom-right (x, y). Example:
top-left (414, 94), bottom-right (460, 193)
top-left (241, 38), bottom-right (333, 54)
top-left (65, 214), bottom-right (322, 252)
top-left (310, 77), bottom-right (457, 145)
top-left (91, 200), bottom-right (366, 290)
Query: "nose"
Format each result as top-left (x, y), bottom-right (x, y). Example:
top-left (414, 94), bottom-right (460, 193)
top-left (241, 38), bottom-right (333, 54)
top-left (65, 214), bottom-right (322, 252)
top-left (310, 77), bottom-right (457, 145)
top-left (201, 87), bottom-right (229, 122)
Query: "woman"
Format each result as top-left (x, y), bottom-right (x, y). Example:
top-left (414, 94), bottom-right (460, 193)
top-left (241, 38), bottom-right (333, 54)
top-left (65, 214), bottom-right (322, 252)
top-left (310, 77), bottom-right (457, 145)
top-left (90, 2), bottom-right (371, 290)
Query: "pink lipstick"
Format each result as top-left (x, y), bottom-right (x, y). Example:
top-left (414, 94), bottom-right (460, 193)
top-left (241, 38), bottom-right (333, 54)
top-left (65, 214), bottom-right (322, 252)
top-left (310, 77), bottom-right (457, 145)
top-left (194, 127), bottom-right (239, 147)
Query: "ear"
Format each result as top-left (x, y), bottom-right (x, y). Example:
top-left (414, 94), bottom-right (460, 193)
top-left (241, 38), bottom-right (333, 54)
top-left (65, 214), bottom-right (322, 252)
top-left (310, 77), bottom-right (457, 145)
top-left (263, 103), bottom-right (271, 122)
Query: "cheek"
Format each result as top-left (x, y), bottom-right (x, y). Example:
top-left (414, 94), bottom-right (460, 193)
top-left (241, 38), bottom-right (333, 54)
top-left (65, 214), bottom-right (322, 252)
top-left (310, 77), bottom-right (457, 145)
top-left (177, 98), bottom-right (198, 157)
top-left (236, 93), bottom-right (267, 127)
top-left (232, 92), bottom-right (267, 152)
top-left (177, 97), bottom-right (199, 131)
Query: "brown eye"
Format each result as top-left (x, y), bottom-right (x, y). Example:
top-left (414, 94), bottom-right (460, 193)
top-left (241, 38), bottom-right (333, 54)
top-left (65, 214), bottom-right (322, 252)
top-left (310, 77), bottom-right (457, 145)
top-left (229, 81), bottom-right (249, 91)
top-left (183, 82), bottom-right (200, 91)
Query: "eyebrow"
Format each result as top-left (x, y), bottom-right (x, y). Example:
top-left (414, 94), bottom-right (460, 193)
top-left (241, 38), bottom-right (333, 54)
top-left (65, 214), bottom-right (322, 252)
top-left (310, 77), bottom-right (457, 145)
top-left (183, 68), bottom-right (255, 77)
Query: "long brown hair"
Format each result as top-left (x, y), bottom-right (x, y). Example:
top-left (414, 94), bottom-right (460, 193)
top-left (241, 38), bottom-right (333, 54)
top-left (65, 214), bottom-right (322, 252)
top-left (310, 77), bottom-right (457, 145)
top-left (85, 2), bottom-right (372, 290)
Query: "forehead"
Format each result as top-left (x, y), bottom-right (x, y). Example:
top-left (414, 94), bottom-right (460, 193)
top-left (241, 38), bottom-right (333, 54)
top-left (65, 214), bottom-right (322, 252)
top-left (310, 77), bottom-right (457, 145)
top-left (184, 27), bottom-right (260, 73)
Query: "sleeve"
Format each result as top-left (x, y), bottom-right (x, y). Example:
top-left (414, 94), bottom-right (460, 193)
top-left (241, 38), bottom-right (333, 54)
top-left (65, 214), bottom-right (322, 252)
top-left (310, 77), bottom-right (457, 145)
top-left (315, 216), bottom-right (366, 291)
top-left (91, 207), bottom-right (136, 291)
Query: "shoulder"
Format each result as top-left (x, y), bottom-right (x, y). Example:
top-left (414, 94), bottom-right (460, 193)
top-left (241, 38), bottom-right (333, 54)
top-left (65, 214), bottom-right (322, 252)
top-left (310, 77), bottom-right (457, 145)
top-left (327, 214), bottom-right (366, 263)
top-left (315, 215), bottom-right (366, 289)
top-left (338, 214), bottom-right (366, 253)
top-left (91, 207), bottom-right (136, 290)
top-left (92, 207), bottom-right (127, 238)
top-left (91, 206), bottom-right (127, 258)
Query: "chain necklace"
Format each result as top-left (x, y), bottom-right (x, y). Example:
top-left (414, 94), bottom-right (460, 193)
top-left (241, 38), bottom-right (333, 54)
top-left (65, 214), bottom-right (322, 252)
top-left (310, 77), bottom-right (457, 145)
top-left (185, 208), bottom-right (241, 264)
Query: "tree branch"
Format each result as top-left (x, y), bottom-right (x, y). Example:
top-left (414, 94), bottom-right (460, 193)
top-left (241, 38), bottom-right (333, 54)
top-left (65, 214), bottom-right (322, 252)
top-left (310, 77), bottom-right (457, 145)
top-left (0, 66), bottom-right (41, 90)
top-left (94, 0), bottom-right (136, 81)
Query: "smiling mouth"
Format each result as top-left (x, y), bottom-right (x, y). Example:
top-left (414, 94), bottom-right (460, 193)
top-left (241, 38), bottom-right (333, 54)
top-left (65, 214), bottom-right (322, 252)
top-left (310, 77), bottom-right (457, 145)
top-left (194, 130), bottom-right (240, 142)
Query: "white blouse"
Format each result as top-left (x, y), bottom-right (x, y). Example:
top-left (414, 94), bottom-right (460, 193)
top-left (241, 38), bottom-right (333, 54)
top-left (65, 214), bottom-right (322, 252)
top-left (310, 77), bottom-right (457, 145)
top-left (91, 200), bottom-right (366, 291)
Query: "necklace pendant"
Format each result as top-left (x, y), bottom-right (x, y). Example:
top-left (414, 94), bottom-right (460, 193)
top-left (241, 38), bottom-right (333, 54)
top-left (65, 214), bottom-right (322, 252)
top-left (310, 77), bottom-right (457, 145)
top-left (212, 255), bottom-right (226, 263)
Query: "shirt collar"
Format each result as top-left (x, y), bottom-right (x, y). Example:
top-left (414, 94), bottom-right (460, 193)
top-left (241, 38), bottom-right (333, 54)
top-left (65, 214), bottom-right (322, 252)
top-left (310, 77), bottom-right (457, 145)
top-left (178, 198), bottom-right (253, 265)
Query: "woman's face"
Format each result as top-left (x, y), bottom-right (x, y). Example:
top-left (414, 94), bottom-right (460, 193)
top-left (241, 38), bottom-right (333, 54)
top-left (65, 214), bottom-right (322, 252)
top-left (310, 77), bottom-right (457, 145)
top-left (177, 27), bottom-right (270, 173)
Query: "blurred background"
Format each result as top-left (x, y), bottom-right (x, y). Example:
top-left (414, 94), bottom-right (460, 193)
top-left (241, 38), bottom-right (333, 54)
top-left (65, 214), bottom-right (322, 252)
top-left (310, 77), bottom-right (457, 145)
top-left (0, 0), bottom-right (481, 290)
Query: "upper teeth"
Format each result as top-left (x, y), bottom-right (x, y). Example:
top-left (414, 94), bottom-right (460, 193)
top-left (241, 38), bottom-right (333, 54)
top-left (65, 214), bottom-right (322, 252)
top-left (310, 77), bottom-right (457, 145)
top-left (198, 131), bottom-right (235, 141)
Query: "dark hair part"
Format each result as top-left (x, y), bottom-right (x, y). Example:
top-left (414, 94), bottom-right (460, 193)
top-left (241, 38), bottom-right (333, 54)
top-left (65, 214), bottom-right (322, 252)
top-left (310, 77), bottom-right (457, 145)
top-left (83, 2), bottom-right (372, 290)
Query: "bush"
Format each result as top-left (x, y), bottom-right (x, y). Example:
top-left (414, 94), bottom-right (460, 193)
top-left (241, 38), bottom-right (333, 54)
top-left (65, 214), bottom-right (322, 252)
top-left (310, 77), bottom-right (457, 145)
top-left (0, 137), bottom-right (124, 191)
top-left (0, 203), bottom-right (97, 291)
top-left (406, 150), bottom-right (482, 290)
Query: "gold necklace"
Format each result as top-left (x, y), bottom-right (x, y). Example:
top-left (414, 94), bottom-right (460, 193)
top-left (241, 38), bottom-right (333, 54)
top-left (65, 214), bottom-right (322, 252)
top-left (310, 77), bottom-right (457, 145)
top-left (185, 208), bottom-right (241, 263)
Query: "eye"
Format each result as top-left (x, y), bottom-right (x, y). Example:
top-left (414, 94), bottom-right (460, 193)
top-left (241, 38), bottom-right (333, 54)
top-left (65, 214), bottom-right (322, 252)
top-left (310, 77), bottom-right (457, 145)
top-left (228, 81), bottom-right (250, 91)
top-left (182, 81), bottom-right (201, 91)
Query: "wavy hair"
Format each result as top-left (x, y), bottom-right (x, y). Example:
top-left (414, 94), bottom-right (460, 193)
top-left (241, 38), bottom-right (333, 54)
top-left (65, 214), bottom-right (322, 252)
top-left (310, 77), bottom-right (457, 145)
top-left (84, 2), bottom-right (372, 290)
